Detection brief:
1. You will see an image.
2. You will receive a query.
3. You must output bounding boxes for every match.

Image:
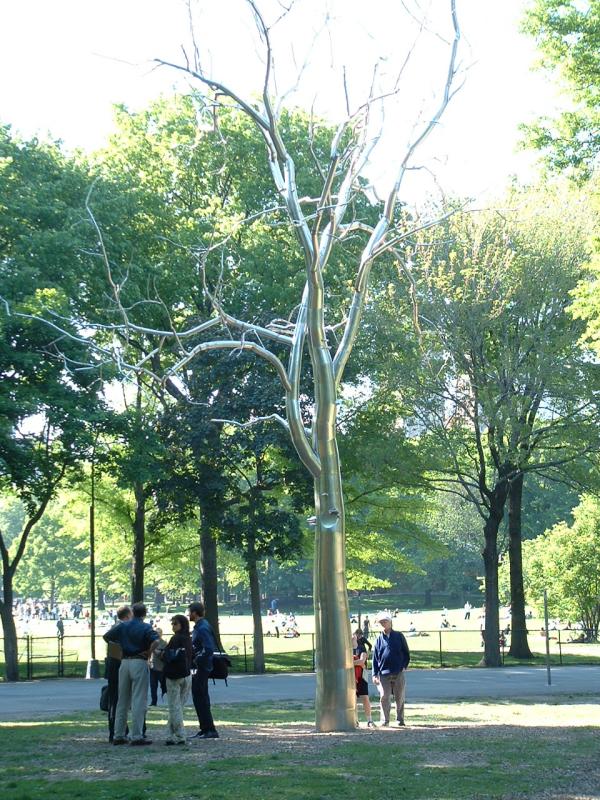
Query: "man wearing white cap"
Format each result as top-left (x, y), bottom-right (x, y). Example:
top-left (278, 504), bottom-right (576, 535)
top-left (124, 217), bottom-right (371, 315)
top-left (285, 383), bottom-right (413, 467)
top-left (372, 611), bottom-right (410, 727)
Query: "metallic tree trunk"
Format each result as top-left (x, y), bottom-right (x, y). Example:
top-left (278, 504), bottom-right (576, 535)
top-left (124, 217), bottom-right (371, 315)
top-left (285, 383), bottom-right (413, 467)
top-left (310, 325), bottom-right (355, 731)
top-left (313, 456), bottom-right (355, 731)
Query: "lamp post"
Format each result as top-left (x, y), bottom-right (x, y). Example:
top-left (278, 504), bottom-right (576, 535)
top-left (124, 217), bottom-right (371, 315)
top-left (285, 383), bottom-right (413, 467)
top-left (543, 589), bottom-right (552, 687)
top-left (86, 441), bottom-right (100, 679)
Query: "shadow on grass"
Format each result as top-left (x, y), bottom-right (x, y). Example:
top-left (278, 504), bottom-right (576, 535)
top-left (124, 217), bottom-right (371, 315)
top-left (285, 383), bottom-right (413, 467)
top-left (1, 706), bottom-right (599, 800)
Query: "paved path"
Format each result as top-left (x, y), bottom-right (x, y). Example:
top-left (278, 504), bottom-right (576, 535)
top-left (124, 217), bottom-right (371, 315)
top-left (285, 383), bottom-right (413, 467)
top-left (0, 666), bottom-right (598, 720)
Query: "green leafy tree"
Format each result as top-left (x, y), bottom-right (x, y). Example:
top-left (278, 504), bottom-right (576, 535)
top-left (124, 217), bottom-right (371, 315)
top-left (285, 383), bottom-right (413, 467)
top-left (516, 494), bottom-right (600, 639)
top-left (339, 388), bottom-right (435, 593)
top-left (0, 128), bottom-right (108, 680)
top-left (10, 496), bottom-right (88, 603)
top-left (522, 0), bottom-right (600, 177)
top-left (372, 185), bottom-right (598, 664)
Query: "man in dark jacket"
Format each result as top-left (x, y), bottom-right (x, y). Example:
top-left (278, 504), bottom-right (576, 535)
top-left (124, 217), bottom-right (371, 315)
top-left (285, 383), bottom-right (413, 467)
top-left (188, 601), bottom-right (219, 740)
top-left (372, 611), bottom-right (410, 727)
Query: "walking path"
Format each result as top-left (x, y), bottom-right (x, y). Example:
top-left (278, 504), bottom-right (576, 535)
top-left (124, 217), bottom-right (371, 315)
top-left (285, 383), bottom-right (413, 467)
top-left (0, 666), bottom-right (598, 720)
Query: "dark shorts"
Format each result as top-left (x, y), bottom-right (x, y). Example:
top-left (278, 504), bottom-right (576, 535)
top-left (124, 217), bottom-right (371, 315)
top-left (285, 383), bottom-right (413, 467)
top-left (356, 677), bottom-right (369, 697)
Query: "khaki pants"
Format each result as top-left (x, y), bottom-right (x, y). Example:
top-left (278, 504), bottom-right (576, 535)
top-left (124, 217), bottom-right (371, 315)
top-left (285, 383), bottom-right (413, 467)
top-left (114, 658), bottom-right (149, 742)
top-left (166, 676), bottom-right (191, 742)
top-left (377, 671), bottom-right (406, 724)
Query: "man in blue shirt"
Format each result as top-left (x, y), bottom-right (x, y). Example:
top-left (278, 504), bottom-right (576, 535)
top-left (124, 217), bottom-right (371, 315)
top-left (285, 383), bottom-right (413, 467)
top-left (103, 604), bottom-right (132, 742)
top-left (372, 611), bottom-right (410, 727)
top-left (188, 601), bottom-right (219, 739)
top-left (104, 602), bottom-right (159, 745)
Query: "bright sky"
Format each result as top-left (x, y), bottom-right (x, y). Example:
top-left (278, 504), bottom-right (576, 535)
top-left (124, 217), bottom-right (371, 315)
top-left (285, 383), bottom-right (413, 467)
top-left (0, 0), bottom-right (561, 204)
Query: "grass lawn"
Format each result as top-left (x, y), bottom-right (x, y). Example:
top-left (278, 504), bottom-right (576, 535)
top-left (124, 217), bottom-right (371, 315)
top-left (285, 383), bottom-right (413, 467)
top-left (1, 698), bottom-right (598, 800)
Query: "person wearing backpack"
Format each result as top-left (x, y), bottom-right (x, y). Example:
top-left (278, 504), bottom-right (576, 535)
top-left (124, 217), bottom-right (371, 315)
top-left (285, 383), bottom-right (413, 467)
top-left (188, 601), bottom-right (219, 740)
top-left (159, 614), bottom-right (193, 745)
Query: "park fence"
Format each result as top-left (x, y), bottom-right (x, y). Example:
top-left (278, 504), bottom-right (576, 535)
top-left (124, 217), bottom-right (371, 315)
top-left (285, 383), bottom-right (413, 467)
top-left (0, 628), bottom-right (597, 681)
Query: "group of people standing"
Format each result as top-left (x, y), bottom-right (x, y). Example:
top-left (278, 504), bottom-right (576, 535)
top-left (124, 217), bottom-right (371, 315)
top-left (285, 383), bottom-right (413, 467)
top-left (102, 602), bottom-right (410, 742)
top-left (353, 610), bottom-right (410, 728)
top-left (103, 600), bottom-right (219, 746)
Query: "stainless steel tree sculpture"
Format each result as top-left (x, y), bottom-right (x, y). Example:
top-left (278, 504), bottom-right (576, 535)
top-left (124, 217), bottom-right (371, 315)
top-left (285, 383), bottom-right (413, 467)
top-left (5, 1), bottom-right (460, 731)
top-left (151, 0), bottom-right (460, 731)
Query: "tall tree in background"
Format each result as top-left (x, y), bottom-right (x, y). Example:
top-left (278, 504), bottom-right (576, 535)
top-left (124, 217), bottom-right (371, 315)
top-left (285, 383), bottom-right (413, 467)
top-left (0, 129), bottom-right (106, 680)
top-left (377, 187), bottom-right (597, 664)
top-left (220, 407), bottom-right (306, 673)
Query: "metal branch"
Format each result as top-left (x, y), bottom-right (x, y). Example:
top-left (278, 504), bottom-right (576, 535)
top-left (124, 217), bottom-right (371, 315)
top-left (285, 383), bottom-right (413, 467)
top-left (332, 1), bottom-right (461, 386)
top-left (166, 338), bottom-right (292, 393)
top-left (154, 58), bottom-right (270, 132)
top-left (384, 0), bottom-right (461, 220)
top-left (285, 284), bottom-right (321, 478)
top-left (212, 413), bottom-right (290, 433)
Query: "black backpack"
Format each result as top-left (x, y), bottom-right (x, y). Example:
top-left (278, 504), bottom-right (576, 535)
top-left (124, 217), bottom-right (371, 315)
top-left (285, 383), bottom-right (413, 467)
top-left (209, 651), bottom-right (232, 685)
top-left (99, 684), bottom-right (109, 712)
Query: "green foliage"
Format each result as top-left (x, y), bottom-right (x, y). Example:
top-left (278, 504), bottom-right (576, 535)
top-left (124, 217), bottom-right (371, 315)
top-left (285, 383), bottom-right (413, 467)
top-left (522, 0), bottom-right (600, 177)
top-left (7, 494), bottom-right (88, 601)
top-left (0, 128), bottom-right (108, 666)
top-left (340, 391), bottom-right (433, 591)
top-left (516, 494), bottom-right (600, 636)
top-left (390, 185), bottom-right (597, 499)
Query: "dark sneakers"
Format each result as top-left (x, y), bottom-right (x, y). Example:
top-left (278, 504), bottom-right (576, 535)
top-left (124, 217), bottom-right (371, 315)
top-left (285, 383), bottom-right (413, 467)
top-left (112, 738), bottom-right (129, 745)
top-left (189, 730), bottom-right (219, 740)
top-left (130, 738), bottom-right (153, 746)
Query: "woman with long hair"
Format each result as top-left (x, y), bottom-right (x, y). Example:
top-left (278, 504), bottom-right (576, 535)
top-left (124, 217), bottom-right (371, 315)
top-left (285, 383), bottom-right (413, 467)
top-left (161, 614), bottom-right (193, 745)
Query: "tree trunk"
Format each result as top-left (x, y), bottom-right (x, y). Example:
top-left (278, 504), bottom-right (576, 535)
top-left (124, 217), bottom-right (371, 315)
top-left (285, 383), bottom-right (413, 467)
top-left (313, 446), bottom-right (355, 732)
top-left (97, 587), bottom-right (106, 611)
top-left (247, 544), bottom-right (265, 674)
top-left (131, 481), bottom-right (145, 604)
top-left (199, 508), bottom-right (222, 650)
top-left (508, 474), bottom-right (533, 659)
top-left (0, 573), bottom-right (19, 682)
top-left (479, 504), bottom-right (504, 667)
